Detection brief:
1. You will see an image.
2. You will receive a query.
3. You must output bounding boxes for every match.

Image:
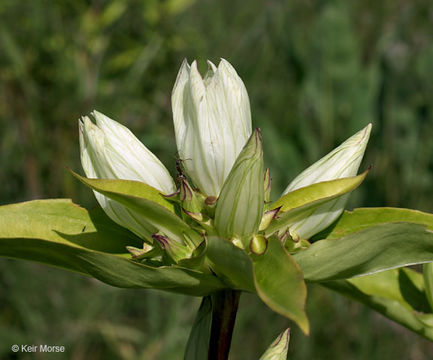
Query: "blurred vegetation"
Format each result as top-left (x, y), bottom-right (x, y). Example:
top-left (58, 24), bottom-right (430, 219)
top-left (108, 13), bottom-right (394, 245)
top-left (1, 0), bottom-right (432, 358)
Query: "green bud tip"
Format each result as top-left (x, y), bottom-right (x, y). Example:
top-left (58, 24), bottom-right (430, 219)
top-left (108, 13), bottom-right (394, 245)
top-left (259, 207), bottom-right (281, 231)
top-left (250, 235), bottom-right (268, 255)
top-left (279, 228), bottom-right (300, 244)
top-left (126, 243), bottom-right (153, 259)
top-left (182, 209), bottom-right (204, 222)
top-left (205, 196), bottom-right (217, 206)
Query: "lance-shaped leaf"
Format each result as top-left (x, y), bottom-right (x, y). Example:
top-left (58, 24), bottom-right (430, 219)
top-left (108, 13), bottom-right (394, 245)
top-left (265, 171), bottom-right (368, 236)
top-left (0, 199), bottom-right (142, 253)
top-left (259, 328), bottom-right (290, 360)
top-left (251, 236), bottom-right (309, 334)
top-left (278, 124), bottom-right (371, 239)
top-left (423, 263), bottom-right (433, 311)
top-left (0, 199), bottom-right (225, 296)
top-left (214, 129), bottom-right (264, 240)
top-left (294, 222), bottom-right (433, 282)
top-left (323, 268), bottom-right (433, 341)
top-left (184, 297), bottom-right (212, 360)
top-left (314, 207), bottom-right (433, 240)
top-left (72, 172), bottom-right (202, 248)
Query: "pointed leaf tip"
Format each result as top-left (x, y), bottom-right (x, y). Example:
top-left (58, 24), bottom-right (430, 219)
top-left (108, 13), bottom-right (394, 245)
top-left (259, 328), bottom-right (291, 360)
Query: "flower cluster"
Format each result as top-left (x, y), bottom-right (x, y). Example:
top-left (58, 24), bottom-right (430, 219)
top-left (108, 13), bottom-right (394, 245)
top-left (79, 59), bottom-right (371, 263)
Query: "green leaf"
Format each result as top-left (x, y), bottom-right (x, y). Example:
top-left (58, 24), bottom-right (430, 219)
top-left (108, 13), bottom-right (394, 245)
top-left (270, 171), bottom-right (368, 212)
top-left (72, 171), bottom-right (202, 246)
top-left (0, 199), bottom-right (224, 296)
top-left (295, 222), bottom-right (433, 282)
top-left (184, 297), bottom-right (212, 360)
top-left (252, 236), bottom-right (309, 334)
top-left (323, 268), bottom-right (433, 341)
top-left (259, 328), bottom-right (290, 360)
top-left (266, 171), bottom-right (368, 235)
top-left (314, 207), bottom-right (433, 240)
top-left (0, 199), bottom-right (141, 253)
top-left (71, 170), bottom-right (175, 211)
top-left (206, 236), bottom-right (255, 292)
top-left (423, 263), bottom-right (433, 312)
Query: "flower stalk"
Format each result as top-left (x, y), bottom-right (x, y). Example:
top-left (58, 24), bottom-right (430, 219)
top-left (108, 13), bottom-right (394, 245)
top-left (208, 289), bottom-right (241, 360)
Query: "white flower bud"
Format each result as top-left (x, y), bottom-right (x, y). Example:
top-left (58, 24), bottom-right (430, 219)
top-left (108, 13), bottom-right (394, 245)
top-left (171, 59), bottom-right (252, 196)
top-left (282, 124), bottom-right (372, 239)
top-left (79, 111), bottom-right (176, 239)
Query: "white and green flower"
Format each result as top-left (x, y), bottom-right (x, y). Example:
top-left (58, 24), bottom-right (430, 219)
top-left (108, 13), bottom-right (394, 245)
top-left (79, 111), bottom-right (176, 239)
top-left (79, 59), bottom-right (371, 255)
top-left (280, 124), bottom-right (372, 240)
top-left (171, 59), bottom-right (252, 197)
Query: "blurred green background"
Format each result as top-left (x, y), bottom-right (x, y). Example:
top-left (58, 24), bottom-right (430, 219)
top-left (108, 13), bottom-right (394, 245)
top-left (1, 0), bottom-right (433, 358)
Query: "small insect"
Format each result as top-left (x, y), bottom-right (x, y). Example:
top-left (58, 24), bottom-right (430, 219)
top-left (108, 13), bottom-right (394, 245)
top-left (81, 225), bottom-right (86, 232)
top-left (175, 157), bottom-right (192, 184)
top-left (176, 158), bottom-right (186, 180)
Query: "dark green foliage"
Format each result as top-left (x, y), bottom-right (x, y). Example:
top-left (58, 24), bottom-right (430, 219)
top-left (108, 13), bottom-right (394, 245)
top-left (1, 0), bottom-right (432, 358)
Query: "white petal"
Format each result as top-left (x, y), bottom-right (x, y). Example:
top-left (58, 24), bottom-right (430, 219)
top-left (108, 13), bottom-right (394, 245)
top-left (282, 124), bottom-right (372, 239)
top-left (171, 59), bottom-right (252, 196)
top-left (87, 111), bottom-right (175, 194)
top-left (172, 59), bottom-right (190, 154)
top-left (284, 124), bottom-right (372, 193)
top-left (79, 112), bottom-right (175, 239)
top-left (289, 195), bottom-right (348, 240)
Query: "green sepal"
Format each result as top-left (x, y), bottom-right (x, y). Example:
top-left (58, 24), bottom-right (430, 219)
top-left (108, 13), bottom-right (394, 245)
top-left (178, 239), bottom-right (208, 271)
top-left (126, 242), bottom-right (158, 260)
top-left (152, 232), bottom-right (193, 264)
top-left (179, 177), bottom-right (205, 213)
top-left (259, 208), bottom-right (280, 232)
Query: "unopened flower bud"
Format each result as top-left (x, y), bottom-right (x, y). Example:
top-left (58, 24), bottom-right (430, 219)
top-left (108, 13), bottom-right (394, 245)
top-left (281, 124), bottom-right (371, 239)
top-left (214, 129), bottom-right (264, 239)
top-left (172, 59), bottom-right (252, 197)
top-left (79, 111), bottom-right (176, 240)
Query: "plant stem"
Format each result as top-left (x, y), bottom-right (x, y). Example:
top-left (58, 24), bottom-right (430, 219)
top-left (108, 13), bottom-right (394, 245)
top-left (208, 289), bottom-right (241, 360)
